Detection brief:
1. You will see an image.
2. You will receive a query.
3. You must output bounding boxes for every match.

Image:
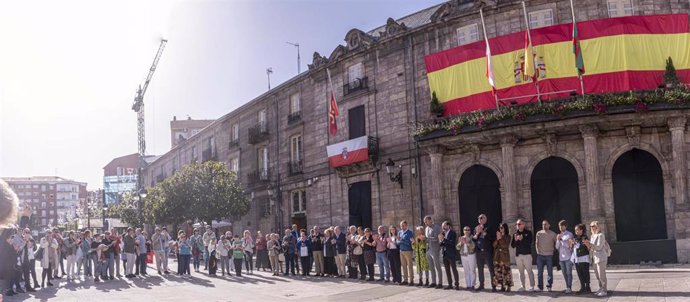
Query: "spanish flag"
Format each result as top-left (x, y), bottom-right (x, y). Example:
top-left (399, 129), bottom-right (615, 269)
top-left (424, 14), bottom-right (690, 116)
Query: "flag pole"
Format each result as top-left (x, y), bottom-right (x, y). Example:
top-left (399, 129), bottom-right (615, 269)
top-left (480, 8), bottom-right (499, 110)
top-left (522, 1), bottom-right (542, 105)
top-left (570, 0), bottom-right (586, 97)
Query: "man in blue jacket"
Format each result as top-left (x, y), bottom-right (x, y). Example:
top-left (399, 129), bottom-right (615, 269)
top-left (439, 221), bottom-right (459, 290)
top-left (397, 220), bottom-right (414, 286)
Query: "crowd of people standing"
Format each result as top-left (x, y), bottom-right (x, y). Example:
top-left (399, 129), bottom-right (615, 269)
top-left (1, 211), bottom-right (612, 298)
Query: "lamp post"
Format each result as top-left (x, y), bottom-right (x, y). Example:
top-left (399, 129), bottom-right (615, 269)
top-left (385, 158), bottom-right (403, 189)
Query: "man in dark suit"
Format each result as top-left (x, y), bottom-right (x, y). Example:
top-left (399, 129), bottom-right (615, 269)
top-left (473, 213), bottom-right (496, 291)
top-left (438, 221), bottom-right (459, 290)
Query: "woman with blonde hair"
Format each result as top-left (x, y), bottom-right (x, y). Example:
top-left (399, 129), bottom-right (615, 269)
top-left (242, 230), bottom-right (255, 274)
top-left (267, 233), bottom-right (281, 276)
top-left (412, 226), bottom-right (430, 286)
top-left (586, 221), bottom-right (609, 297)
top-left (457, 226), bottom-right (477, 290)
top-left (0, 180), bottom-right (18, 227)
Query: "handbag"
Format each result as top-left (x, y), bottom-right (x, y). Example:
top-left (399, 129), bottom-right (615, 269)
top-left (278, 253), bottom-right (285, 262)
top-left (353, 245), bottom-right (363, 255)
top-left (146, 251), bottom-right (154, 264)
top-left (35, 247), bottom-right (44, 260)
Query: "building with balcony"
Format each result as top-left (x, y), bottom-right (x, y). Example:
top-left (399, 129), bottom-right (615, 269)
top-left (142, 0), bottom-right (690, 264)
top-left (2, 176), bottom-right (87, 230)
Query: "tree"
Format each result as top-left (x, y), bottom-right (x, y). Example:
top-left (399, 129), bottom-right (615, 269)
top-left (664, 57), bottom-right (680, 87)
top-left (142, 161), bottom-right (249, 227)
top-left (109, 191), bottom-right (142, 227)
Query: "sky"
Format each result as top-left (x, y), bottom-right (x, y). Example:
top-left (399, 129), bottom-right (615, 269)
top-left (0, 0), bottom-right (446, 189)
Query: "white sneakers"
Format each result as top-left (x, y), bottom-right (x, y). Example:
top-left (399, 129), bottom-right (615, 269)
top-left (527, 287), bottom-right (535, 292)
top-left (596, 290), bottom-right (608, 297)
top-left (517, 287), bottom-right (536, 293)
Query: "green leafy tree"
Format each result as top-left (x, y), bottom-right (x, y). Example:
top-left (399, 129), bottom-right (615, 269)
top-left (142, 161), bottom-right (249, 227)
top-left (109, 191), bottom-right (142, 227)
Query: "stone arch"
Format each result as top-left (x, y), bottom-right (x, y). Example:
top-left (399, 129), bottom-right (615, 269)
top-left (529, 156), bottom-right (583, 233)
top-left (602, 143), bottom-right (674, 241)
top-left (521, 150), bottom-right (587, 228)
top-left (457, 164), bottom-right (503, 231)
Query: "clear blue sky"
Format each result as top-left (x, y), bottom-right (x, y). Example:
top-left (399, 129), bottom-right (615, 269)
top-left (0, 0), bottom-right (446, 189)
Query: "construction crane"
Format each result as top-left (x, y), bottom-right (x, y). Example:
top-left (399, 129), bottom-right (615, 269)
top-left (132, 39), bottom-right (167, 198)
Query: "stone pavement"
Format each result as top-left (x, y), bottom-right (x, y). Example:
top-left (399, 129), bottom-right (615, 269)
top-left (2, 264), bottom-right (689, 302)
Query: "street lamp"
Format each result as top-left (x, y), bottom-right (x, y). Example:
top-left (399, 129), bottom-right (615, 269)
top-left (385, 158), bottom-right (403, 189)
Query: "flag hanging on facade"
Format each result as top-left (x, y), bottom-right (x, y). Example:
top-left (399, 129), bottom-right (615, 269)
top-left (485, 35), bottom-right (496, 94)
top-left (326, 68), bottom-right (339, 135)
top-left (523, 31), bottom-right (536, 81)
top-left (573, 21), bottom-right (585, 75)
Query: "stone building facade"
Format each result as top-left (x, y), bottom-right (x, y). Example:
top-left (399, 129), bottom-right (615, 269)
top-left (142, 0), bottom-right (690, 263)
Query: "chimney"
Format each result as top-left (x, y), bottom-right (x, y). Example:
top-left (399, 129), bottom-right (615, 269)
top-left (173, 116), bottom-right (177, 121)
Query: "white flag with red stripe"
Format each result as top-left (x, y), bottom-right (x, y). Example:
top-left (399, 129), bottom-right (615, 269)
top-left (485, 37), bottom-right (496, 94)
top-left (326, 136), bottom-right (368, 168)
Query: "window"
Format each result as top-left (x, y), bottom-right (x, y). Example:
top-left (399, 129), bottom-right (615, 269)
top-left (230, 158), bottom-right (239, 174)
top-left (209, 136), bottom-right (216, 158)
top-left (529, 9), bottom-right (553, 29)
top-left (259, 109), bottom-right (267, 127)
top-left (290, 135), bottom-right (302, 162)
top-left (41, 210), bottom-right (45, 216)
top-left (117, 167), bottom-right (123, 176)
top-left (49, 210), bottom-right (54, 215)
top-left (347, 63), bottom-right (363, 84)
top-left (41, 218), bottom-right (46, 225)
top-left (348, 105), bottom-right (366, 139)
top-left (291, 190), bottom-right (306, 213)
top-left (232, 124), bottom-right (239, 142)
top-left (290, 93), bottom-right (300, 114)
top-left (41, 202), bottom-right (46, 208)
top-left (456, 23), bottom-right (479, 46)
top-left (49, 185), bottom-right (54, 190)
top-left (41, 185), bottom-right (46, 191)
top-left (607, 0), bottom-right (633, 17)
top-left (192, 147), bottom-right (197, 162)
top-left (33, 185), bottom-right (38, 189)
top-left (257, 147), bottom-right (268, 173)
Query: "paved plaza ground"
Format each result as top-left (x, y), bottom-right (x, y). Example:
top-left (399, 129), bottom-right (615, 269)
top-left (2, 263), bottom-right (690, 302)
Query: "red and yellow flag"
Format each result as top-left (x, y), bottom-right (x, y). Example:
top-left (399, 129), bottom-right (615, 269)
top-left (523, 31), bottom-right (536, 81)
top-left (424, 14), bottom-right (690, 116)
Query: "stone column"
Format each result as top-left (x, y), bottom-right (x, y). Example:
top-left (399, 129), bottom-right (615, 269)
top-left (668, 117), bottom-right (687, 210)
top-left (500, 135), bottom-right (519, 222)
top-left (579, 125), bottom-right (602, 216)
top-left (427, 146), bottom-right (446, 218)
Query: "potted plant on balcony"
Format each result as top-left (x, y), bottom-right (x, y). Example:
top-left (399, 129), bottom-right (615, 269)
top-left (429, 91), bottom-right (444, 117)
top-left (664, 57), bottom-right (680, 88)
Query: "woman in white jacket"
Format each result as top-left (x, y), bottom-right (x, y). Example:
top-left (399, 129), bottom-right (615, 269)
top-left (586, 221), bottom-right (608, 297)
top-left (39, 232), bottom-right (58, 287)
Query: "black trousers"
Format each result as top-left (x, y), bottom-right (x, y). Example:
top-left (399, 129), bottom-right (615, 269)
top-left (443, 257), bottom-right (459, 286)
top-left (575, 262), bottom-right (590, 290)
top-left (233, 258), bottom-right (243, 276)
top-left (300, 256), bottom-right (311, 276)
top-left (357, 256), bottom-right (366, 279)
top-left (21, 263), bottom-right (33, 289)
top-left (387, 249), bottom-right (401, 283)
top-left (476, 250), bottom-right (495, 288)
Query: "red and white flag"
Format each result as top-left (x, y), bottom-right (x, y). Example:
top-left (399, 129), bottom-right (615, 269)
top-left (326, 68), bottom-right (339, 135)
top-left (485, 36), bottom-right (496, 94)
top-left (326, 136), bottom-right (369, 168)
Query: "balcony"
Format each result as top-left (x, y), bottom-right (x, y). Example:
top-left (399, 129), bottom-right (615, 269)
top-left (202, 148), bottom-right (217, 162)
top-left (248, 122), bottom-right (269, 144)
top-left (248, 169), bottom-right (270, 183)
top-left (287, 111), bottom-right (302, 125)
top-left (228, 138), bottom-right (239, 148)
top-left (343, 77), bottom-right (369, 96)
top-left (288, 160), bottom-right (303, 176)
top-left (327, 136), bottom-right (379, 178)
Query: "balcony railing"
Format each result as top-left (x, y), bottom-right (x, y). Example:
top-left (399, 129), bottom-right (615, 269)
top-left (248, 122), bottom-right (269, 144)
top-left (202, 148), bottom-right (217, 162)
top-left (248, 169), bottom-right (270, 183)
top-left (343, 77), bottom-right (369, 96)
top-left (228, 138), bottom-right (239, 148)
top-left (288, 160), bottom-right (303, 176)
top-left (287, 111), bottom-right (302, 125)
